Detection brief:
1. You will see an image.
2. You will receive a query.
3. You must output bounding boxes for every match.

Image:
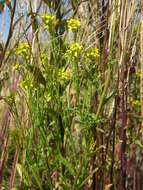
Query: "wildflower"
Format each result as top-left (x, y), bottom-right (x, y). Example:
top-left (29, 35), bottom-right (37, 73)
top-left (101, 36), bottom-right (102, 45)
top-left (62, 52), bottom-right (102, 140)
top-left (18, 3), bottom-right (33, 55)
top-left (67, 18), bottom-right (81, 32)
top-left (41, 14), bottom-right (56, 28)
top-left (58, 68), bottom-right (69, 81)
top-left (65, 43), bottom-right (83, 59)
top-left (58, 68), bottom-right (72, 86)
top-left (5, 94), bottom-right (15, 106)
top-left (20, 78), bottom-right (33, 91)
top-left (85, 48), bottom-right (99, 60)
top-left (15, 42), bottom-right (29, 57)
top-left (136, 71), bottom-right (141, 78)
top-left (20, 80), bottom-right (28, 90)
top-left (12, 63), bottom-right (21, 71)
top-left (41, 52), bottom-right (49, 63)
top-left (44, 92), bottom-right (52, 102)
top-left (131, 99), bottom-right (140, 107)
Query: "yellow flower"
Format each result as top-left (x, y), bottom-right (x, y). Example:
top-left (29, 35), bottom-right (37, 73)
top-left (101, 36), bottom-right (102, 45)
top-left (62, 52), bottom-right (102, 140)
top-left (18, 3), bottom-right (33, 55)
top-left (131, 100), bottom-right (140, 107)
top-left (41, 14), bottom-right (56, 28)
top-left (90, 137), bottom-right (96, 151)
top-left (20, 80), bottom-right (28, 90)
top-left (65, 43), bottom-right (83, 59)
top-left (136, 71), bottom-right (141, 78)
top-left (67, 18), bottom-right (81, 32)
top-left (12, 63), bottom-right (21, 71)
top-left (41, 52), bottom-right (49, 63)
top-left (86, 48), bottom-right (100, 60)
top-left (44, 92), bottom-right (52, 102)
top-left (58, 68), bottom-right (69, 81)
top-left (20, 78), bottom-right (34, 91)
top-left (15, 42), bottom-right (29, 57)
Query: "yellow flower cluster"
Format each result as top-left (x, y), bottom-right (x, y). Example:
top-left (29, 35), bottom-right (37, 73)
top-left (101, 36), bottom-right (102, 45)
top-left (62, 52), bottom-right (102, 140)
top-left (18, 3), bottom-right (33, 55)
top-left (44, 92), bottom-right (52, 102)
top-left (65, 43), bottom-right (83, 59)
top-left (67, 18), bottom-right (81, 32)
top-left (41, 14), bottom-right (56, 27)
top-left (131, 99), bottom-right (140, 107)
top-left (41, 52), bottom-right (49, 63)
top-left (15, 42), bottom-right (29, 57)
top-left (12, 63), bottom-right (20, 71)
top-left (58, 68), bottom-right (72, 86)
top-left (136, 71), bottom-right (141, 78)
top-left (86, 48), bottom-right (100, 60)
top-left (58, 68), bottom-right (69, 81)
top-left (20, 79), bottom-right (33, 90)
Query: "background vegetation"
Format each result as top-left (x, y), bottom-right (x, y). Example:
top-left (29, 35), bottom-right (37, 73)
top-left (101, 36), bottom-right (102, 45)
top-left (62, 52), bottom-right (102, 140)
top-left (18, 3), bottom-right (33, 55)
top-left (0, 0), bottom-right (143, 189)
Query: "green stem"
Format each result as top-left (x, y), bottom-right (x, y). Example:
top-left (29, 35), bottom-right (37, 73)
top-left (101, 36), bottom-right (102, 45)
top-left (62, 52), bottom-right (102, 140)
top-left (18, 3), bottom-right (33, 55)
top-left (94, 67), bottom-right (111, 122)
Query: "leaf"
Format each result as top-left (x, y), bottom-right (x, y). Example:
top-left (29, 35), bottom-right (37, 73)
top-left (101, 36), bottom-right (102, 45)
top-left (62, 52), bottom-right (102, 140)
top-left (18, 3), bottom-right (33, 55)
top-left (27, 162), bottom-right (44, 190)
top-left (27, 65), bottom-right (46, 87)
top-left (57, 154), bottom-right (75, 176)
top-left (96, 127), bottom-right (105, 133)
top-left (71, 0), bottom-right (78, 10)
top-left (43, 0), bottom-right (53, 8)
top-left (16, 163), bottom-right (30, 186)
top-left (103, 90), bottom-right (117, 105)
top-left (134, 140), bottom-right (143, 149)
top-left (79, 167), bottom-right (98, 188)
